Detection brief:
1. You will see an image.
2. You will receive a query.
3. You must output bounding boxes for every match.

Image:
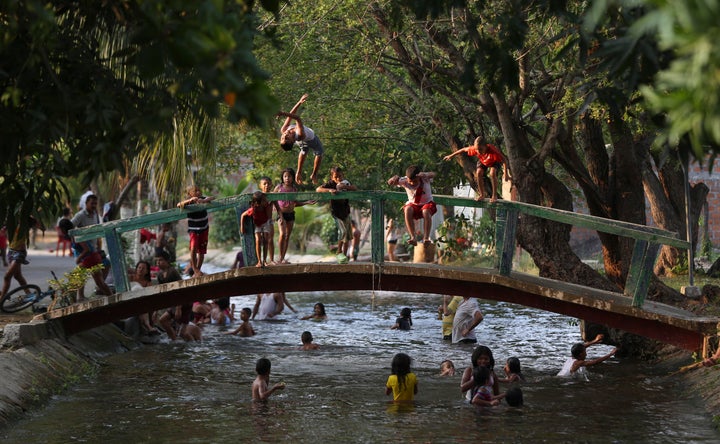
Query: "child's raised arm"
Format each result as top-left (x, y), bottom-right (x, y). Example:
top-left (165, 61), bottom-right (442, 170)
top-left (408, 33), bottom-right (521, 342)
top-left (584, 334), bottom-right (604, 348)
top-left (585, 347), bottom-right (618, 367)
top-left (443, 146), bottom-right (470, 161)
top-left (279, 94), bottom-right (308, 134)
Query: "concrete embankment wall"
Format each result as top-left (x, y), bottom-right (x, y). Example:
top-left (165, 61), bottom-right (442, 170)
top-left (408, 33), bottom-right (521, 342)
top-left (0, 321), bottom-right (141, 427)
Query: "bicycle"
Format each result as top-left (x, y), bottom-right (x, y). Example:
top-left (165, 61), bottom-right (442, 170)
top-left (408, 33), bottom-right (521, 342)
top-left (0, 271), bottom-right (74, 314)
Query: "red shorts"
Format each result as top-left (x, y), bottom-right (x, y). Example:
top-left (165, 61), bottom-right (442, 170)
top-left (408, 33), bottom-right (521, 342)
top-left (404, 201), bottom-right (437, 219)
top-left (189, 229), bottom-right (208, 254)
top-left (80, 251), bottom-right (103, 268)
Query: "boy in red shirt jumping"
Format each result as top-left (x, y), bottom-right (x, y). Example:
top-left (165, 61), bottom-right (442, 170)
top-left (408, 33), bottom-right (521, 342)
top-left (443, 136), bottom-right (512, 202)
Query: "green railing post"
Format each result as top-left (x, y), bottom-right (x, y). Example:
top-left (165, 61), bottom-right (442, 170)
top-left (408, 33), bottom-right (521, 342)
top-left (371, 193), bottom-right (385, 264)
top-left (494, 208), bottom-right (518, 275)
top-left (626, 240), bottom-right (661, 307)
top-left (235, 205), bottom-right (257, 267)
top-left (104, 227), bottom-right (130, 293)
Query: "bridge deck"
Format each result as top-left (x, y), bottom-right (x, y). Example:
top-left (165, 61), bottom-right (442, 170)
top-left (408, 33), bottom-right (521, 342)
top-left (37, 263), bottom-right (719, 352)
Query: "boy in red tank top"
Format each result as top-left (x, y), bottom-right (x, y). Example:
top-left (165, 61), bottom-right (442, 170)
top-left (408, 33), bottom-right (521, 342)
top-left (443, 136), bottom-right (512, 202)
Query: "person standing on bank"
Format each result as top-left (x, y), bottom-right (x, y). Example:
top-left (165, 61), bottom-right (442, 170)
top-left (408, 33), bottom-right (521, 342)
top-left (277, 93), bottom-right (324, 185)
top-left (71, 194), bottom-right (112, 301)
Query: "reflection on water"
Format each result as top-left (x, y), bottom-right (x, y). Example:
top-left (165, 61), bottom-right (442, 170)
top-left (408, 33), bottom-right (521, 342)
top-left (2, 291), bottom-right (718, 443)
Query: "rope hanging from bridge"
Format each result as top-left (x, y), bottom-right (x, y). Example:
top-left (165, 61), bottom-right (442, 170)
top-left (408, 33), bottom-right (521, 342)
top-left (371, 261), bottom-right (382, 311)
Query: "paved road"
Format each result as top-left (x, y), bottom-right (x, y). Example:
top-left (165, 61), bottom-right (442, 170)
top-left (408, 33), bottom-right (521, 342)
top-left (0, 231), bottom-right (78, 325)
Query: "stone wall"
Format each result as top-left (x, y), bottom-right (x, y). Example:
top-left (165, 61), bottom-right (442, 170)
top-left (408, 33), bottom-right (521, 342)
top-left (0, 323), bottom-right (141, 428)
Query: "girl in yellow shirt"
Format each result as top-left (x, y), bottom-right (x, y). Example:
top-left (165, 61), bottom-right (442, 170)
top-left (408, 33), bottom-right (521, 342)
top-left (385, 353), bottom-right (418, 401)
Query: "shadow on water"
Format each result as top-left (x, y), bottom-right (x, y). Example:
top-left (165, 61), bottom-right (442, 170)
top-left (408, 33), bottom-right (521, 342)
top-left (2, 290), bottom-right (719, 443)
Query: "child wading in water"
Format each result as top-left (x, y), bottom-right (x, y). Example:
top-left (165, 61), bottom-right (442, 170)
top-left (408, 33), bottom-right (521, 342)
top-left (240, 191), bottom-right (274, 267)
top-left (461, 346), bottom-right (500, 400)
top-left (470, 366), bottom-right (504, 407)
top-left (252, 358), bottom-right (285, 401)
top-left (301, 302), bottom-right (327, 321)
top-left (557, 334), bottom-right (618, 378)
top-left (391, 307), bottom-right (412, 330)
top-left (385, 353), bottom-right (418, 402)
top-left (387, 165), bottom-right (437, 245)
top-left (498, 357), bottom-right (525, 383)
top-left (226, 308), bottom-right (255, 337)
top-left (439, 360), bottom-right (456, 377)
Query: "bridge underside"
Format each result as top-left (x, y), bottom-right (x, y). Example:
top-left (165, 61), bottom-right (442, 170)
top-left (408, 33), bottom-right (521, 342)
top-left (40, 263), bottom-right (719, 352)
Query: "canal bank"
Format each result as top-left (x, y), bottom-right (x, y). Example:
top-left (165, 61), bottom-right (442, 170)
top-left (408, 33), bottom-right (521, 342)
top-left (0, 323), bottom-right (141, 427)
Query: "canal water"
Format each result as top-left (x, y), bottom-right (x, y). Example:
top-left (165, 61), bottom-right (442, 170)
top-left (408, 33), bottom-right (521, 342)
top-left (2, 290), bottom-right (718, 443)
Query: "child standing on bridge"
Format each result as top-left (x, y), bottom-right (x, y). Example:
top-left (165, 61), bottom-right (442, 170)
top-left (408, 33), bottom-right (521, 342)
top-left (240, 191), bottom-right (274, 268)
top-left (557, 333), bottom-right (618, 378)
top-left (275, 168), bottom-right (310, 265)
top-left (442, 136), bottom-right (512, 202)
top-left (317, 166), bottom-right (357, 261)
top-left (387, 165), bottom-right (437, 246)
top-left (259, 176), bottom-right (277, 265)
top-left (177, 185), bottom-right (215, 276)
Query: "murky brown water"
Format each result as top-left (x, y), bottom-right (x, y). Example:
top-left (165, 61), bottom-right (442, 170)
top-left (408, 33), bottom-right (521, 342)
top-left (2, 291), bottom-right (718, 443)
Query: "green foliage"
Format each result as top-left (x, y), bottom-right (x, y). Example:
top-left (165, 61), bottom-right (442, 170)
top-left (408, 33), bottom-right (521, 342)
top-left (319, 214), bottom-right (339, 248)
top-left (48, 264), bottom-right (104, 305)
top-left (670, 254), bottom-right (689, 275)
top-left (1, 1), bottom-right (281, 238)
top-left (292, 205), bottom-right (325, 254)
top-left (632, 0), bottom-right (720, 167)
top-left (436, 214), bottom-right (475, 262)
top-left (436, 213), bottom-right (496, 263)
top-left (210, 208), bottom-right (241, 247)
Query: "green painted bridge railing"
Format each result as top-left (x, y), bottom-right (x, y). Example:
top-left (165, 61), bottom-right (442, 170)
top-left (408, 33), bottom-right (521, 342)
top-left (70, 191), bottom-right (689, 307)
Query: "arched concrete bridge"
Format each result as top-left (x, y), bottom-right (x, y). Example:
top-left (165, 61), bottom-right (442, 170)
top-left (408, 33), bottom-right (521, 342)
top-left (57, 190), bottom-right (719, 355)
top-left (39, 262), bottom-right (719, 352)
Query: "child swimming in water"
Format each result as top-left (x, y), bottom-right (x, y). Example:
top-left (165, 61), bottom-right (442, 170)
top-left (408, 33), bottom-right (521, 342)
top-left (299, 331), bottom-right (320, 350)
top-left (557, 334), bottom-right (618, 378)
top-left (439, 359), bottom-right (456, 377)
